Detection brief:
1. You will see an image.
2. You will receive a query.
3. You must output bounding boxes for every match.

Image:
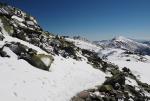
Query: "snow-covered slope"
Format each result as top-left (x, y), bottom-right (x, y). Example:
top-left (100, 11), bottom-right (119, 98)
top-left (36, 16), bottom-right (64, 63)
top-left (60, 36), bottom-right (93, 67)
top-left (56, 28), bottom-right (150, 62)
top-left (0, 26), bottom-right (107, 101)
top-left (71, 37), bottom-right (150, 101)
top-left (0, 3), bottom-right (108, 101)
top-left (66, 38), bottom-right (102, 52)
top-left (0, 43), bottom-right (106, 101)
top-left (99, 48), bottom-right (150, 84)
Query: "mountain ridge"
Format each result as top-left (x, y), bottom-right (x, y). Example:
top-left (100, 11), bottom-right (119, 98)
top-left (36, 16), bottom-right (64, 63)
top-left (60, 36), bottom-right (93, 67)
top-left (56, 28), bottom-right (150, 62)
top-left (94, 36), bottom-right (150, 55)
top-left (0, 2), bottom-right (150, 101)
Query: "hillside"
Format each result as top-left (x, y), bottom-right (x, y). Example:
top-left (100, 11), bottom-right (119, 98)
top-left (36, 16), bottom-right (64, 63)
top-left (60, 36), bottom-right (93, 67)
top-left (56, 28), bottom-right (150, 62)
top-left (0, 2), bottom-right (150, 101)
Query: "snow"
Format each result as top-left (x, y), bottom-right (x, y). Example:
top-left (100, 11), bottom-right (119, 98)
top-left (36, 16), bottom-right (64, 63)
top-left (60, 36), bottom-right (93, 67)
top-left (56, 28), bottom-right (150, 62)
top-left (18, 22), bottom-right (27, 27)
top-left (11, 15), bottom-right (24, 22)
top-left (100, 48), bottom-right (150, 84)
top-left (114, 36), bottom-right (133, 43)
top-left (125, 77), bottom-right (138, 87)
top-left (99, 46), bottom-right (150, 84)
top-left (0, 53), bottom-right (106, 101)
top-left (66, 38), bottom-right (102, 52)
top-left (26, 21), bottom-right (34, 26)
top-left (0, 8), bottom-right (9, 14)
top-left (0, 35), bottom-right (106, 101)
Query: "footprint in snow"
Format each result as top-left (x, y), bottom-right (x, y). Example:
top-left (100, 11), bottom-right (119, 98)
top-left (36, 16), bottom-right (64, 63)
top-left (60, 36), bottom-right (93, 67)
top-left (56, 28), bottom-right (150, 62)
top-left (13, 92), bottom-right (18, 97)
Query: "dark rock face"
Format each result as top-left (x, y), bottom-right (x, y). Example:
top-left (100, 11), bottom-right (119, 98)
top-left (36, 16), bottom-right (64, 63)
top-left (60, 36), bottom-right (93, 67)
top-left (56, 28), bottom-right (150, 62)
top-left (0, 50), bottom-right (10, 57)
top-left (0, 44), bottom-right (10, 57)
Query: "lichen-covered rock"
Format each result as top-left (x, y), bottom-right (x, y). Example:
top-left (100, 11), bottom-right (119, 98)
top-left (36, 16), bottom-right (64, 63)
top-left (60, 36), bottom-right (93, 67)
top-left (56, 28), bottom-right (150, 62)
top-left (29, 54), bottom-right (54, 71)
top-left (7, 42), bottom-right (54, 71)
top-left (98, 85), bottom-right (113, 92)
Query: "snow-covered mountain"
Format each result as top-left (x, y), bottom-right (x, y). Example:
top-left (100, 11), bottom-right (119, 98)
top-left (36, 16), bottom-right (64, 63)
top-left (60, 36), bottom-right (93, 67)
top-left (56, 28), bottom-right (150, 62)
top-left (69, 36), bottom-right (150, 101)
top-left (0, 2), bottom-right (150, 101)
top-left (94, 36), bottom-right (150, 55)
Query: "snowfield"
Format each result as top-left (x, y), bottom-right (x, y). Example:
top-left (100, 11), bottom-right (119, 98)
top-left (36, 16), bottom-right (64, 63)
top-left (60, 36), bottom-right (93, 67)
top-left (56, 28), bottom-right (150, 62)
top-left (66, 38), bottom-right (102, 52)
top-left (0, 35), bottom-right (106, 101)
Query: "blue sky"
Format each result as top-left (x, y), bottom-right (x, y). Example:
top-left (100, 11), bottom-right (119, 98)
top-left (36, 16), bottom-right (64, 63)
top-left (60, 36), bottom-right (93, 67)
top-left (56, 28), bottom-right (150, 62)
top-left (1, 0), bottom-right (150, 40)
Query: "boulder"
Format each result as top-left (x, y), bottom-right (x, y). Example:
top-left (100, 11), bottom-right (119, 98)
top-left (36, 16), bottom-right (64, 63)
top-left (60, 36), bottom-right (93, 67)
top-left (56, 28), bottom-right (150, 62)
top-left (8, 42), bottom-right (28, 55)
top-left (8, 42), bottom-right (54, 71)
top-left (0, 50), bottom-right (10, 57)
top-left (0, 45), bottom-right (10, 57)
top-left (98, 85), bottom-right (113, 92)
top-left (29, 54), bottom-right (54, 71)
top-left (77, 91), bottom-right (90, 99)
top-left (104, 73), bottom-right (125, 87)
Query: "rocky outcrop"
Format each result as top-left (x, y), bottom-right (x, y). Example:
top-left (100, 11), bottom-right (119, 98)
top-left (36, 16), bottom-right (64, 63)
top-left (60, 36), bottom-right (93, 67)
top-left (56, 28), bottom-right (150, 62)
top-left (6, 42), bottom-right (54, 71)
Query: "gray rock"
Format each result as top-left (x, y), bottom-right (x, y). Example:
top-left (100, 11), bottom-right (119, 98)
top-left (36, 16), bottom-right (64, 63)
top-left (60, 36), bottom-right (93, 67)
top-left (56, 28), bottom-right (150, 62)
top-left (77, 91), bottom-right (90, 99)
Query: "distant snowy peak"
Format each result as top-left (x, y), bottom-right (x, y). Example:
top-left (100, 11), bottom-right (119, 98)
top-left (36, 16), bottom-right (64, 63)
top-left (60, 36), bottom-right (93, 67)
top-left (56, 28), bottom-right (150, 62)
top-left (112, 36), bottom-right (133, 42)
top-left (111, 36), bottom-right (150, 49)
top-left (95, 36), bottom-right (150, 55)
